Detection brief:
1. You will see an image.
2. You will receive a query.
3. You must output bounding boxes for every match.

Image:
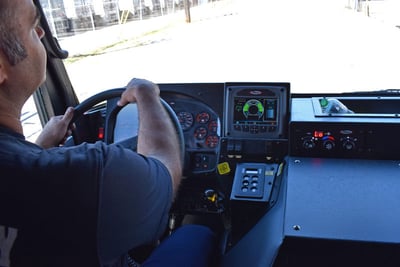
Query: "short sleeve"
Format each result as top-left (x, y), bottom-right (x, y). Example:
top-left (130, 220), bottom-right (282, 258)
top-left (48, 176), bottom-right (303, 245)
top-left (97, 144), bottom-right (173, 264)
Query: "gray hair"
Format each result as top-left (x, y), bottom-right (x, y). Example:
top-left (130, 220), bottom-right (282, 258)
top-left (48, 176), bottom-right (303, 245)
top-left (0, 1), bottom-right (28, 66)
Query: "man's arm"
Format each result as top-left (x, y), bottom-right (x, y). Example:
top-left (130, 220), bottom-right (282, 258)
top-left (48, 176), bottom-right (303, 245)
top-left (117, 78), bottom-right (182, 196)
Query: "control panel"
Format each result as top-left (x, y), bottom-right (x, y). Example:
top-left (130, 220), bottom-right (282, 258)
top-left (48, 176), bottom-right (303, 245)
top-left (230, 163), bottom-right (278, 202)
top-left (290, 98), bottom-right (400, 160)
top-left (290, 122), bottom-right (364, 158)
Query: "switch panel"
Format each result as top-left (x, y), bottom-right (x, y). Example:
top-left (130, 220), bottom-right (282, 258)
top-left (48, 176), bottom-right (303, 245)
top-left (230, 162), bottom-right (278, 202)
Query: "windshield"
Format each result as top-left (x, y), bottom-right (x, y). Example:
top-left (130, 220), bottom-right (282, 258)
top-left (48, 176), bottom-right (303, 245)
top-left (39, 0), bottom-right (400, 98)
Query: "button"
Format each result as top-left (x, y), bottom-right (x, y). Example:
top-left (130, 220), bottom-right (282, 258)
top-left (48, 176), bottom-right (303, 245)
top-left (250, 125), bottom-right (259, 134)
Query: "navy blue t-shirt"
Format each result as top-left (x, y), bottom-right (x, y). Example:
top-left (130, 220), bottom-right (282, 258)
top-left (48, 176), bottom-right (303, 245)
top-left (0, 126), bottom-right (173, 267)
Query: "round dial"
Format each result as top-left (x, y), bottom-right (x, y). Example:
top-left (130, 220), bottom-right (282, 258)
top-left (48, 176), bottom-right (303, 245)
top-left (194, 126), bottom-right (208, 140)
top-left (302, 136), bottom-right (315, 149)
top-left (243, 99), bottom-right (264, 119)
top-left (205, 135), bottom-right (219, 148)
top-left (208, 120), bottom-right (218, 134)
top-left (177, 111), bottom-right (194, 131)
top-left (196, 112), bottom-right (210, 124)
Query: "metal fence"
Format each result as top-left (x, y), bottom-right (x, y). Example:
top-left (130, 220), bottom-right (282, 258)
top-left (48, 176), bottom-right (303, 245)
top-left (40, 0), bottom-right (213, 38)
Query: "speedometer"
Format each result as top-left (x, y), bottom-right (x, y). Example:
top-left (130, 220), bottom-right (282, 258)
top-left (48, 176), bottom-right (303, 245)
top-left (177, 111), bottom-right (194, 131)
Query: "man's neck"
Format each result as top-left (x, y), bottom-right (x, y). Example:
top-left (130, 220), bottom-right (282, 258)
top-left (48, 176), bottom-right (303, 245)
top-left (0, 114), bottom-right (23, 134)
top-left (0, 88), bottom-right (25, 135)
top-left (0, 101), bottom-right (23, 135)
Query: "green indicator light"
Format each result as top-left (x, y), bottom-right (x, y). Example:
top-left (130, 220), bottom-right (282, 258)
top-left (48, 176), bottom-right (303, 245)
top-left (320, 98), bottom-right (329, 108)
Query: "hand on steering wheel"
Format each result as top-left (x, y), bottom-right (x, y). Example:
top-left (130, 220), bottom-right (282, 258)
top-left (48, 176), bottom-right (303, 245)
top-left (69, 88), bottom-right (184, 161)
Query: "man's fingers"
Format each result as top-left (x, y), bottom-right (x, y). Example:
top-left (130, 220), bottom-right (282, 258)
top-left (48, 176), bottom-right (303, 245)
top-left (62, 107), bottom-right (74, 122)
top-left (117, 99), bottom-right (128, 107)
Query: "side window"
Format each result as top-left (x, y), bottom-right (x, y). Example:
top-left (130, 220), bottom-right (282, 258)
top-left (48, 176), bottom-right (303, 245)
top-left (21, 96), bottom-right (42, 142)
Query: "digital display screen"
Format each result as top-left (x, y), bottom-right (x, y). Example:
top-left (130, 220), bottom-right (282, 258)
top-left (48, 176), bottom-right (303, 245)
top-left (233, 97), bottom-right (277, 124)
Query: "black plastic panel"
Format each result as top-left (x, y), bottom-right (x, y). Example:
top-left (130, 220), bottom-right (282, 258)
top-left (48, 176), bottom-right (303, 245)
top-left (285, 157), bottom-right (400, 243)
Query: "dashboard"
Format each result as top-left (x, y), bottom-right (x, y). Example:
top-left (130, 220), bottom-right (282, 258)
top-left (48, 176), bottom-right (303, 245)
top-left (77, 82), bottom-right (400, 267)
top-left (102, 82), bottom-right (291, 176)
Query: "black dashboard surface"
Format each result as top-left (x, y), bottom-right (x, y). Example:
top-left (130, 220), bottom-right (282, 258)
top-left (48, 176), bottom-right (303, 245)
top-left (76, 82), bottom-right (400, 266)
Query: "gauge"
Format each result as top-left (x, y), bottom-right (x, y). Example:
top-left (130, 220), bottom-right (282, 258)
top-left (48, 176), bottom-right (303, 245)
top-left (208, 120), bottom-right (219, 134)
top-left (196, 112), bottom-right (210, 124)
top-left (177, 111), bottom-right (194, 131)
top-left (243, 99), bottom-right (264, 119)
top-left (205, 135), bottom-right (219, 148)
top-left (194, 126), bottom-right (208, 140)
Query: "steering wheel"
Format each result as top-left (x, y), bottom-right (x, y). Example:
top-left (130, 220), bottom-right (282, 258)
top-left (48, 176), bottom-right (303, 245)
top-left (70, 88), bottom-right (185, 161)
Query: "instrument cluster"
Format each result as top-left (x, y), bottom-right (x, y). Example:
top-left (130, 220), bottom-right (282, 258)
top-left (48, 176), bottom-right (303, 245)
top-left (167, 98), bottom-right (221, 151)
top-left (162, 95), bottom-right (221, 174)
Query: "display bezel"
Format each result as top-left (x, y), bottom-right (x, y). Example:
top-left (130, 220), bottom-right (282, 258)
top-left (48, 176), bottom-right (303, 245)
top-left (224, 84), bottom-right (290, 139)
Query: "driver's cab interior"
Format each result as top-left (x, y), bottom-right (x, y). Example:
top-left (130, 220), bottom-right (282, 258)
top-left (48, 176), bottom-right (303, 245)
top-left (21, 0), bottom-right (400, 266)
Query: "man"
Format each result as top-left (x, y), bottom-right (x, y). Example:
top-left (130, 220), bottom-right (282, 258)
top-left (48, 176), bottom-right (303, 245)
top-left (0, 0), bottom-right (215, 266)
